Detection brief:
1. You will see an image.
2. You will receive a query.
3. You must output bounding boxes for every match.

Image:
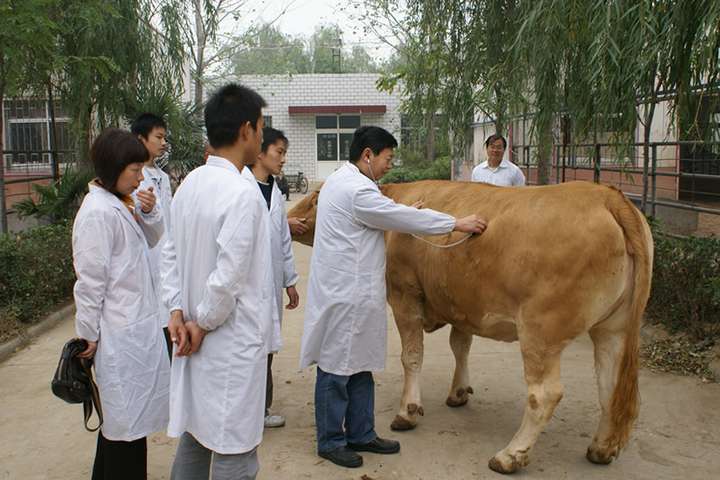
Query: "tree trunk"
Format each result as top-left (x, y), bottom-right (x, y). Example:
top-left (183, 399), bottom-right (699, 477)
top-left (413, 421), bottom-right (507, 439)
top-left (494, 85), bottom-right (505, 135)
top-left (641, 88), bottom-right (658, 214)
top-left (78, 104), bottom-right (94, 166)
top-left (425, 111), bottom-right (436, 161)
top-left (536, 121), bottom-right (553, 185)
top-left (193, 0), bottom-right (206, 110)
top-left (47, 81), bottom-right (60, 181)
top-left (0, 86), bottom-right (7, 234)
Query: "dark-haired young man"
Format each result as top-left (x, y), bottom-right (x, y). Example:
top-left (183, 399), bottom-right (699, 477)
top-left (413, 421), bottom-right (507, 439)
top-left (131, 113), bottom-right (174, 358)
top-left (246, 127), bottom-right (300, 429)
top-left (299, 126), bottom-right (488, 468)
top-left (162, 84), bottom-right (275, 480)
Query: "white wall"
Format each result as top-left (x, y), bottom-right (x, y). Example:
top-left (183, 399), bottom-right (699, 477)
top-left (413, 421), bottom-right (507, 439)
top-left (236, 74), bottom-right (402, 181)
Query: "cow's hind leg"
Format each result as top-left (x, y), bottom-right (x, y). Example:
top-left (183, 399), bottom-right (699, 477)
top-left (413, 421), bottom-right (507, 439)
top-left (489, 337), bottom-right (566, 474)
top-left (587, 309), bottom-right (637, 465)
top-left (390, 301), bottom-right (426, 431)
top-left (446, 326), bottom-right (474, 407)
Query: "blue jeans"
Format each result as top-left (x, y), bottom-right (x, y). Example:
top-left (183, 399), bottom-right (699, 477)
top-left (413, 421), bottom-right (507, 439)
top-left (315, 367), bottom-right (377, 453)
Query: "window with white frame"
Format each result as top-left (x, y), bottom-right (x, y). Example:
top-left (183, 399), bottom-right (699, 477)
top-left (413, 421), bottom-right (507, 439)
top-left (2, 99), bottom-right (71, 166)
top-left (316, 115), bottom-right (361, 161)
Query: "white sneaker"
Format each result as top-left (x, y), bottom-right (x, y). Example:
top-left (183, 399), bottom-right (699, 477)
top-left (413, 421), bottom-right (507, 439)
top-left (264, 414), bottom-right (286, 428)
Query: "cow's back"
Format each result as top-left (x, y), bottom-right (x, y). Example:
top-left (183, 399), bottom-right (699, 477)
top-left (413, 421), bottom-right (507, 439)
top-left (382, 181), bottom-right (640, 340)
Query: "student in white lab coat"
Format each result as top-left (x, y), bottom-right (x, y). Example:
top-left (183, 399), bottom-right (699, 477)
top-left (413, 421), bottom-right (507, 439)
top-left (73, 128), bottom-right (170, 480)
top-left (247, 127), bottom-right (300, 428)
top-left (299, 126), bottom-right (488, 469)
top-left (162, 84), bottom-right (275, 480)
top-left (131, 113), bottom-right (174, 358)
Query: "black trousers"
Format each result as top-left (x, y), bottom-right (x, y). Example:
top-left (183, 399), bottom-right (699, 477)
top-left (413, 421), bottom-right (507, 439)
top-left (163, 327), bottom-right (172, 362)
top-left (265, 353), bottom-right (274, 414)
top-left (91, 432), bottom-right (147, 480)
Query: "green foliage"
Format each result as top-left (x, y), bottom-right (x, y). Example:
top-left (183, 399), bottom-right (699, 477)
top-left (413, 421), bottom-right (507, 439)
top-left (51, 0), bottom-right (187, 158)
top-left (126, 90), bottom-right (205, 184)
top-left (225, 22), bottom-right (381, 75)
top-left (0, 222), bottom-right (75, 325)
top-left (370, 0), bottom-right (720, 181)
top-left (229, 24), bottom-right (311, 75)
top-left (0, 0), bottom-right (190, 162)
top-left (647, 222), bottom-right (720, 339)
top-left (14, 167), bottom-right (93, 222)
top-left (381, 156), bottom-right (451, 184)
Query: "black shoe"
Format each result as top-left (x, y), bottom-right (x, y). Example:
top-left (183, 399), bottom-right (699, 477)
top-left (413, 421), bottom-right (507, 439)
top-left (347, 437), bottom-right (400, 454)
top-left (318, 447), bottom-right (363, 468)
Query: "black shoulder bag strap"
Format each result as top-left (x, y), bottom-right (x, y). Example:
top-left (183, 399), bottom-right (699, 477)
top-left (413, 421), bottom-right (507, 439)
top-left (81, 359), bottom-right (104, 432)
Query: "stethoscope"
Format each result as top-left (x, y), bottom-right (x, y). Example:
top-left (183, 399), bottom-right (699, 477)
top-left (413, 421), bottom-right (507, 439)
top-left (364, 156), bottom-right (473, 249)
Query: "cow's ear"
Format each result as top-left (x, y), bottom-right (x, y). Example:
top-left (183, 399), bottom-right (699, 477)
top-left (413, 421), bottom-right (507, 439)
top-left (310, 191), bottom-right (319, 206)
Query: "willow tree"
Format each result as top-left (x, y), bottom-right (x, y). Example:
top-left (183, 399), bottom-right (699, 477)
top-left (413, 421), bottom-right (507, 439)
top-left (55, 0), bottom-right (188, 160)
top-left (374, 0), bottom-right (720, 184)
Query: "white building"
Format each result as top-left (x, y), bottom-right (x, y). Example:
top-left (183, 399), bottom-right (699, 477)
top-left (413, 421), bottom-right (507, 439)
top-left (236, 74), bottom-right (402, 181)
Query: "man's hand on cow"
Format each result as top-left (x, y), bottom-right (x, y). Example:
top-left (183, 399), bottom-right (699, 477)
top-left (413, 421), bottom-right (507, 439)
top-left (286, 285), bottom-right (300, 310)
top-left (454, 214), bottom-right (488, 235)
top-left (185, 321), bottom-right (208, 354)
top-left (288, 217), bottom-right (309, 235)
top-left (169, 310), bottom-right (191, 357)
top-left (411, 200), bottom-right (424, 209)
top-left (136, 186), bottom-right (156, 213)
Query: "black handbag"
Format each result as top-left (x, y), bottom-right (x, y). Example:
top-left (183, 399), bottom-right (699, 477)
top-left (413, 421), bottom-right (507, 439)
top-left (51, 338), bottom-right (104, 432)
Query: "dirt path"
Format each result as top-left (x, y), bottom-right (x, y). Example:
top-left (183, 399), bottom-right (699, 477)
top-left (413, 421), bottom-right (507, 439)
top-left (2, 240), bottom-right (719, 480)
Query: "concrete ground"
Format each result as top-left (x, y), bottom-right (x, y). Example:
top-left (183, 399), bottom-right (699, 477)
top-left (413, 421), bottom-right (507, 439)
top-left (2, 226), bottom-right (720, 479)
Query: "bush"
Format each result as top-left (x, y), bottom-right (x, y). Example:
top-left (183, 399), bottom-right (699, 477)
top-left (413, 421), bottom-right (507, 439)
top-left (14, 167), bottom-right (92, 222)
top-left (0, 222), bottom-right (75, 327)
top-left (647, 223), bottom-right (720, 339)
top-left (381, 156), bottom-right (451, 184)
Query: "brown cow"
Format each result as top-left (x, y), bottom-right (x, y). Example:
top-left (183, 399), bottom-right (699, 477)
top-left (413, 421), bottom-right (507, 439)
top-left (289, 180), bottom-right (653, 474)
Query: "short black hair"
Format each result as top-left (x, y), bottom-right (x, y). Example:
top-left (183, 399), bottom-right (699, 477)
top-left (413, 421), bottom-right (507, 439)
top-left (261, 127), bottom-right (289, 153)
top-left (204, 83), bottom-right (267, 149)
top-left (484, 133), bottom-right (507, 150)
top-left (91, 128), bottom-right (148, 193)
top-left (349, 126), bottom-right (398, 163)
top-left (130, 113), bottom-right (167, 139)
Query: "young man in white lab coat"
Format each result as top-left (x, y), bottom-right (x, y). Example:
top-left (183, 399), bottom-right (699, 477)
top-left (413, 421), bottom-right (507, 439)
top-left (162, 84), bottom-right (275, 480)
top-left (131, 113), bottom-right (174, 358)
top-left (299, 126), bottom-right (488, 468)
top-left (247, 127), bottom-right (300, 429)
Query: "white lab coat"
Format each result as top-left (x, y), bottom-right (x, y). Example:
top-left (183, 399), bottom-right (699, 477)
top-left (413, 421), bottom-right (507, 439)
top-left (244, 167), bottom-right (299, 353)
top-left (162, 156), bottom-right (276, 454)
top-left (299, 162), bottom-right (456, 376)
top-left (73, 184), bottom-right (170, 441)
top-left (134, 165), bottom-right (173, 327)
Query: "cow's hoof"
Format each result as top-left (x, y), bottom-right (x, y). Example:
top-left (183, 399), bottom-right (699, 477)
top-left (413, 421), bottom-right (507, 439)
top-left (390, 415), bottom-right (417, 431)
top-left (586, 446), bottom-right (617, 465)
top-left (488, 451), bottom-right (528, 474)
top-left (446, 386), bottom-right (473, 407)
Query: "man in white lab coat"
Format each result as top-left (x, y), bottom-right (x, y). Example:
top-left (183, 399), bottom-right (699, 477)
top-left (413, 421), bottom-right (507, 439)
top-left (246, 127), bottom-right (300, 429)
top-left (299, 126), bottom-right (488, 468)
top-left (131, 113), bottom-right (174, 359)
top-left (162, 84), bottom-right (274, 480)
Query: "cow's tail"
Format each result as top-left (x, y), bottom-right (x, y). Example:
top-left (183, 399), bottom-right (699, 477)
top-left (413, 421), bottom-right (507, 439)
top-left (605, 189), bottom-right (654, 452)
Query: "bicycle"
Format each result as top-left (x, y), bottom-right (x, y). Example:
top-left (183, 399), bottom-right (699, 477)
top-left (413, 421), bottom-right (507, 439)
top-left (290, 171), bottom-right (308, 194)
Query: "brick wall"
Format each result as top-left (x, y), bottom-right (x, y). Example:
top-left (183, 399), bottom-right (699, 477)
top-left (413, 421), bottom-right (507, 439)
top-left (236, 74), bottom-right (402, 181)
